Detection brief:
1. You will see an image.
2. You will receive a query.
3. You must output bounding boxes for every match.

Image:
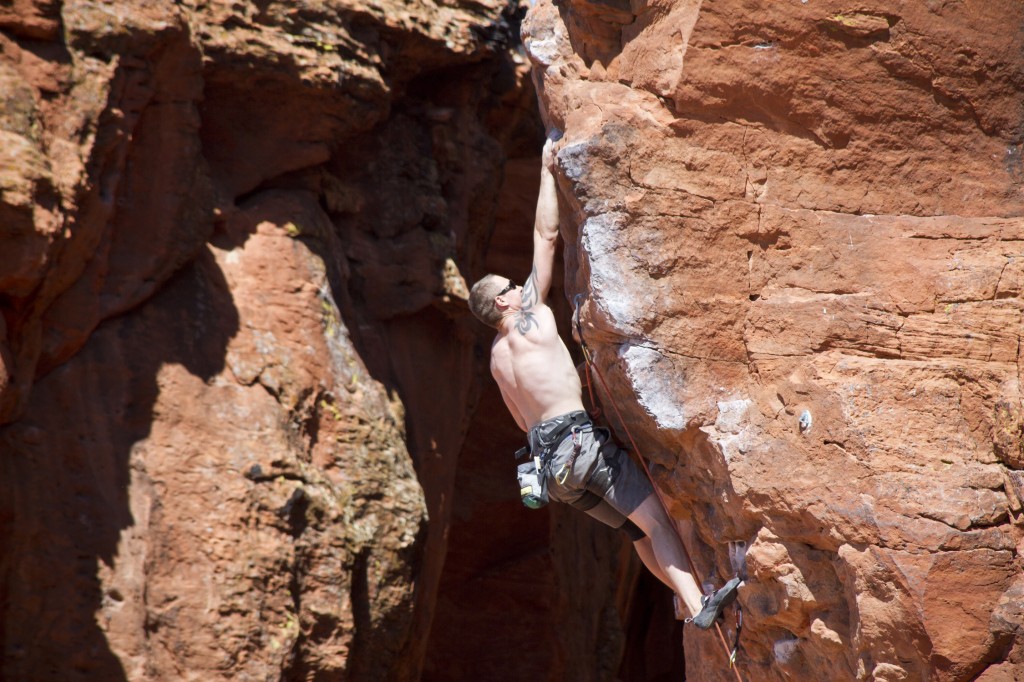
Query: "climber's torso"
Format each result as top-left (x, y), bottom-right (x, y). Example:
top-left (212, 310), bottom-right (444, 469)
top-left (491, 303), bottom-right (584, 431)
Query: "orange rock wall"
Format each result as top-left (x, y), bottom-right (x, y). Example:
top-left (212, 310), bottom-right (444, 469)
top-left (0, 0), bottom-right (557, 679)
top-left (524, 0), bottom-right (1024, 679)
top-left (4, 0), bottom-right (1024, 680)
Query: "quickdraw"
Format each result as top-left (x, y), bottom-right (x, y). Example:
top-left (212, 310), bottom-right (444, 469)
top-left (555, 425), bottom-right (583, 485)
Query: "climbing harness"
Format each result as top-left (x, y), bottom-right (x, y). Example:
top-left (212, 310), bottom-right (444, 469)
top-left (572, 295), bottom-right (745, 682)
top-left (516, 411), bottom-right (589, 509)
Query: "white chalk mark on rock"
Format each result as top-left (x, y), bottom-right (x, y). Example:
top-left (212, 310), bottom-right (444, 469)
top-left (619, 343), bottom-right (687, 430)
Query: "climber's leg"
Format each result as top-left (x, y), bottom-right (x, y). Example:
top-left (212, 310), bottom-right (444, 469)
top-left (633, 534), bottom-right (671, 588)
top-left (628, 493), bottom-right (704, 618)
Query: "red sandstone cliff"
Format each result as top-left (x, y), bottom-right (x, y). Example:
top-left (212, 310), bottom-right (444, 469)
top-left (0, 0), bottom-right (570, 679)
top-left (2, 0), bottom-right (1023, 680)
top-left (524, 0), bottom-right (1024, 679)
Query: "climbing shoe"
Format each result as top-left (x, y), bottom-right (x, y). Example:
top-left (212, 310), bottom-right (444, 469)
top-left (691, 577), bottom-right (741, 630)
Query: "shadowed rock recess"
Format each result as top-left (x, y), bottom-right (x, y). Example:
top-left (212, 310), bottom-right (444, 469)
top-left (1, 1), bottom-right (1022, 681)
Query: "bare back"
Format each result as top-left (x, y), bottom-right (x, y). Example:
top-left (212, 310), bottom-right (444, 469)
top-left (491, 303), bottom-right (584, 431)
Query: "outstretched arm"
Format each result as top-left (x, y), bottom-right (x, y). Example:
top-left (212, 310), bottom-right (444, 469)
top-left (524, 139), bottom-right (559, 310)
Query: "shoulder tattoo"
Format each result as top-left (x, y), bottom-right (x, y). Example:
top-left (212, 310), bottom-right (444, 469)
top-left (515, 266), bottom-right (539, 335)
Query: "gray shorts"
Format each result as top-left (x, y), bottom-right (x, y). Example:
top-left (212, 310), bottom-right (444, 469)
top-left (529, 411), bottom-right (653, 533)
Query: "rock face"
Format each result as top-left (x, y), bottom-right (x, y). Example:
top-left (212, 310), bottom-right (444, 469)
top-left (0, 0), bottom-right (560, 680)
top-left (524, 0), bottom-right (1024, 680)
top-left (3, 0), bottom-right (1024, 680)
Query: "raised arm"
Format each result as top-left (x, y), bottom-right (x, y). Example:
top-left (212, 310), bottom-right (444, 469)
top-left (524, 139), bottom-right (559, 308)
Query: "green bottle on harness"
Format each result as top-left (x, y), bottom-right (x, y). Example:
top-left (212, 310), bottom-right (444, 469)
top-left (516, 446), bottom-right (549, 509)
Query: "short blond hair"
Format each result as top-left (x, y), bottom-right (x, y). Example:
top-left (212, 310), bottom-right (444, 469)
top-left (469, 274), bottom-right (507, 328)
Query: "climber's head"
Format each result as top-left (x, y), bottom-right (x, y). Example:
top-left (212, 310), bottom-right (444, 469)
top-left (469, 274), bottom-right (520, 328)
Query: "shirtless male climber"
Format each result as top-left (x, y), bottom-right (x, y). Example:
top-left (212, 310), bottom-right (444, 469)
top-left (468, 137), bottom-right (740, 629)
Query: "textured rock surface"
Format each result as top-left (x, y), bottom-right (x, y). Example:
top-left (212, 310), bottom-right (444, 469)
top-left (5, 0), bottom-right (1024, 679)
top-left (524, 0), bottom-right (1024, 679)
top-left (0, 0), bottom-right (578, 679)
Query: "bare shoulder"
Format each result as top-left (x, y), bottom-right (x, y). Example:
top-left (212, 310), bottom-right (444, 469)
top-left (490, 334), bottom-right (510, 360)
top-left (513, 267), bottom-right (554, 336)
top-left (490, 334), bottom-right (510, 371)
top-left (512, 298), bottom-right (556, 339)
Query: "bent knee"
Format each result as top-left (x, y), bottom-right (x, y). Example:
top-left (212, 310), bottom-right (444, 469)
top-left (627, 493), bottom-right (667, 532)
top-left (620, 519), bottom-right (646, 541)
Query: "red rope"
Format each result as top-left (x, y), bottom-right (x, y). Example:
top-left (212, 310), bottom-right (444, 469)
top-left (580, 343), bottom-right (744, 682)
top-left (582, 350), bottom-right (601, 419)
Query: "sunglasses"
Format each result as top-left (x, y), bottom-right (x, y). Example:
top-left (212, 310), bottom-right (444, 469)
top-left (497, 279), bottom-right (517, 296)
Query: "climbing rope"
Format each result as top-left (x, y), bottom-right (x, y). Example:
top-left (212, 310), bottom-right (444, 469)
top-left (573, 295), bottom-right (744, 682)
